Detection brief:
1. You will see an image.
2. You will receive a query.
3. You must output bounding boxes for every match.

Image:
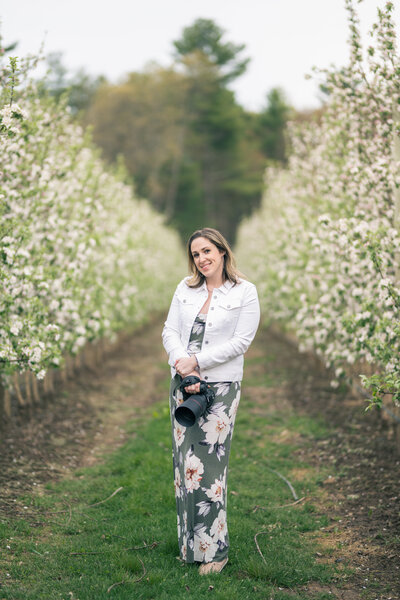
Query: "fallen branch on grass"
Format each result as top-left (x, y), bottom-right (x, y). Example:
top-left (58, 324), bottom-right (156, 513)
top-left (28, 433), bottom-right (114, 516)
top-left (107, 557), bottom-right (146, 592)
top-left (251, 496), bottom-right (306, 512)
top-left (87, 486), bottom-right (124, 507)
top-left (254, 531), bottom-right (268, 566)
top-left (69, 540), bottom-right (161, 556)
top-left (45, 487), bottom-right (124, 516)
top-left (276, 496), bottom-right (305, 508)
top-left (123, 541), bottom-right (161, 552)
top-left (65, 502), bottom-right (72, 526)
top-left (266, 467), bottom-right (298, 501)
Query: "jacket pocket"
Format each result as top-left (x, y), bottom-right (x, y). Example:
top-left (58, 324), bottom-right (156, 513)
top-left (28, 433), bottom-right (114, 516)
top-left (216, 297), bottom-right (242, 329)
top-left (176, 292), bottom-right (197, 332)
top-left (219, 298), bottom-right (242, 311)
top-left (176, 291), bottom-right (196, 306)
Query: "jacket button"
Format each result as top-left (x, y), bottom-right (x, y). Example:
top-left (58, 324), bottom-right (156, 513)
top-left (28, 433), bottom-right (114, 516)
top-left (214, 295), bottom-right (217, 299)
top-left (208, 323), bottom-right (212, 327)
top-left (211, 307), bottom-right (214, 310)
top-left (183, 299), bottom-right (186, 303)
top-left (205, 340), bottom-right (209, 344)
top-left (227, 304), bottom-right (231, 308)
top-left (204, 376), bottom-right (208, 380)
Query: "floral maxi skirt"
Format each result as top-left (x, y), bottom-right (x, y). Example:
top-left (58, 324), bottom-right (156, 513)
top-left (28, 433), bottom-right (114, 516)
top-left (169, 375), bottom-right (241, 564)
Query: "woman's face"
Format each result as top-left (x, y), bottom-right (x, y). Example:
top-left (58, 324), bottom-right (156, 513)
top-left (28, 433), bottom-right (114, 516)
top-left (190, 236), bottom-right (225, 280)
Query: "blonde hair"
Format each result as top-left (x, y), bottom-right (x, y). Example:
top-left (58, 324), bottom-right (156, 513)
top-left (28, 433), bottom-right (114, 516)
top-left (186, 227), bottom-right (242, 288)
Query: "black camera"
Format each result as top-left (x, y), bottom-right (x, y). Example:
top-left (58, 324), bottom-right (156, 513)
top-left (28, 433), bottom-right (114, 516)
top-left (174, 375), bottom-right (215, 427)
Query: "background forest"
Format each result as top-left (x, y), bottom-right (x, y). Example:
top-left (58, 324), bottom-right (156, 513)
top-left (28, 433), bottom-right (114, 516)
top-left (30, 19), bottom-right (297, 243)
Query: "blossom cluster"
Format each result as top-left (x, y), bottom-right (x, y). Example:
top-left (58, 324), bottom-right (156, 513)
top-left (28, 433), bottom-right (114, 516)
top-left (0, 50), bottom-right (184, 383)
top-left (236, 1), bottom-right (400, 407)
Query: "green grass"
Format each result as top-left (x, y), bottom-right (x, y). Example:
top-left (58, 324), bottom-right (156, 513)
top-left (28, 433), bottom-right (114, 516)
top-left (0, 370), bottom-right (338, 600)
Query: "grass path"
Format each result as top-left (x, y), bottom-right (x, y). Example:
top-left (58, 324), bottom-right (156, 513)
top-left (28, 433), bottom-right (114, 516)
top-left (0, 318), bottom-right (399, 599)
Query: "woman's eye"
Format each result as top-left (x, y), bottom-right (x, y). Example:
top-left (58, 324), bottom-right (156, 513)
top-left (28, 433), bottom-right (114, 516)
top-left (204, 249), bottom-right (210, 253)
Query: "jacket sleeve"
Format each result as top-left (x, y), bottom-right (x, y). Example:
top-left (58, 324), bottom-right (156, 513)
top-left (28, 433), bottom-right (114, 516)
top-left (195, 284), bottom-right (260, 370)
top-left (162, 285), bottom-right (191, 367)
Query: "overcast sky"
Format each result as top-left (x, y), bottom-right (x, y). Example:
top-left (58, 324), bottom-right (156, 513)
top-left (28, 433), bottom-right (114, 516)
top-left (1, 1), bottom-right (398, 111)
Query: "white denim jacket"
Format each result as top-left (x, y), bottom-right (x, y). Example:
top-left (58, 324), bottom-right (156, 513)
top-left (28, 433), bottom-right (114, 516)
top-left (162, 276), bottom-right (260, 382)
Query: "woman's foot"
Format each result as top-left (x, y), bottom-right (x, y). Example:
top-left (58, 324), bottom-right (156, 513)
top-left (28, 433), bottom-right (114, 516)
top-left (198, 557), bottom-right (228, 575)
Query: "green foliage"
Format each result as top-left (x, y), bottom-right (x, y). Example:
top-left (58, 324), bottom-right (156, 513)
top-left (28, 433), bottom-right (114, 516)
top-left (172, 18), bottom-right (250, 85)
top-left (19, 17), bottom-right (294, 247)
top-left (81, 18), bottom-right (291, 245)
top-left (258, 88), bottom-right (293, 163)
top-left (39, 52), bottom-right (105, 115)
top-left (85, 66), bottom-right (188, 215)
top-left (361, 371), bottom-right (400, 409)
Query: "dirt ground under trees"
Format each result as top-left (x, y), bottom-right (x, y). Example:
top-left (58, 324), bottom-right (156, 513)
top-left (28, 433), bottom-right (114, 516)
top-left (0, 317), bottom-right (399, 599)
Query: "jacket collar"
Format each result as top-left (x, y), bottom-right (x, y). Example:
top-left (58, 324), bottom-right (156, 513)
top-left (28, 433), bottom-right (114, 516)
top-left (218, 280), bottom-right (235, 294)
top-left (195, 279), bottom-right (235, 295)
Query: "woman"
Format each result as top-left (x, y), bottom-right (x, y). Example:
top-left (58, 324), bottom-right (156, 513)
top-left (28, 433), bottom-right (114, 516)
top-left (162, 228), bottom-right (260, 574)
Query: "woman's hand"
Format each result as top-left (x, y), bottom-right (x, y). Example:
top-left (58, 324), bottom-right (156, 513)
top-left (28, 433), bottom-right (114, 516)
top-left (175, 356), bottom-right (198, 378)
top-left (182, 370), bottom-right (201, 394)
top-left (175, 356), bottom-right (201, 393)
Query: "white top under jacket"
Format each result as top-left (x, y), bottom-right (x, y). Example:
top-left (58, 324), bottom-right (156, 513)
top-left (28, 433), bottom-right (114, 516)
top-left (162, 276), bottom-right (261, 382)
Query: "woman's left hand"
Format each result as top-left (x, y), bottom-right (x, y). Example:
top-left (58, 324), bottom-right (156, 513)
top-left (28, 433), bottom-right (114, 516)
top-left (175, 356), bottom-right (198, 378)
top-left (182, 371), bottom-right (201, 394)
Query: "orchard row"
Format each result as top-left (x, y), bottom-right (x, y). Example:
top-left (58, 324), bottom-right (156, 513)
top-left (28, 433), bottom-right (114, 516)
top-left (236, 1), bottom-right (400, 407)
top-left (0, 50), bottom-right (184, 385)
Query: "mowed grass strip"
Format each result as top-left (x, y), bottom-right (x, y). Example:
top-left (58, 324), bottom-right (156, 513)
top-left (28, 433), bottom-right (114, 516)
top-left (0, 364), bottom-right (337, 600)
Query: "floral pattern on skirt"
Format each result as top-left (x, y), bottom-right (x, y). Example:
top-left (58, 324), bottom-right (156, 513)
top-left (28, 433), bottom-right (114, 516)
top-left (169, 313), bottom-right (241, 563)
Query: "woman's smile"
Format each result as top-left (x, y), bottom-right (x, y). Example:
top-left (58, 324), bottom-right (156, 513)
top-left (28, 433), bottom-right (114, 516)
top-left (190, 236), bottom-right (225, 281)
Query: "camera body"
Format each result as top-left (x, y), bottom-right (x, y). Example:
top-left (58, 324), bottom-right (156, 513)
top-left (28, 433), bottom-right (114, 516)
top-left (174, 375), bottom-right (215, 427)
